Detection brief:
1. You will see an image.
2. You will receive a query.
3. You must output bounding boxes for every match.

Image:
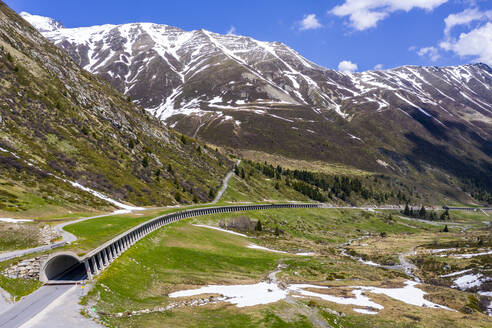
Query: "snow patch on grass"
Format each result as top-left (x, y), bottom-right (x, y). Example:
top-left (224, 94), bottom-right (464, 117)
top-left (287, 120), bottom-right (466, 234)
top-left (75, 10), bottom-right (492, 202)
top-left (247, 244), bottom-right (288, 253)
top-left (295, 252), bottom-right (315, 256)
top-left (357, 281), bottom-right (452, 310)
top-left (353, 308), bottom-right (379, 315)
top-left (291, 284), bottom-right (383, 310)
top-left (170, 280), bottom-right (452, 313)
top-left (452, 274), bottom-right (491, 290)
top-left (358, 258), bottom-right (381, 267)
top-left (193, 224), bottom-right (250, 238)
top-left (452, 250), bottom-right (492, 259)
top-left (65, 180), bottom-right (144, 211)
top-left (169, 282), bottom-right (287, 308)
top-left (440, 269), bottom-right (472, 278)
top-left (431, 248), bottom-right (457, 254)
top-left (0, 218), bottom-right (33, 223)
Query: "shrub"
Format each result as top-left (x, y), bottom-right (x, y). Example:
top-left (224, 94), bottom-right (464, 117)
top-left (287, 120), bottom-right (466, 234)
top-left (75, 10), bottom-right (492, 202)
top-left (255, 220), bottom-right (263, 232)
top-left (142, 156), bottom-right (149, 168)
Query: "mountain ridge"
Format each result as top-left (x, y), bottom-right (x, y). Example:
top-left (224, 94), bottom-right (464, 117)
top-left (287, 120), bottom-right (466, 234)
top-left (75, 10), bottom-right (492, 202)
top-left (19, 11), bottom-right (492, 203)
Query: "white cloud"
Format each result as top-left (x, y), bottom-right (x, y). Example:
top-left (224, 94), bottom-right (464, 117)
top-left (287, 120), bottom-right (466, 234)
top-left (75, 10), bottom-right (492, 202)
top-left (299, 14), bottom-right (323, 31)
top-left (417, 46), bottom-right (441, 61)
top-left (440, 22), bottom-right (492, 65)
top-left (338, 60), bottom-right (358, 72)
top-left (330, 0), bottom-right (449, 30)
top-left (227, 26), bottom-right (236, 35)
top-left (444, 8), bottom-right (492, 36)
top-left (373, 64), bottom-right (384, 70)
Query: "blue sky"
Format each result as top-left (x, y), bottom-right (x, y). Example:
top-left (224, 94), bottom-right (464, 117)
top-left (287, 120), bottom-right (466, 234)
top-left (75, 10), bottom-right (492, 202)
top-left (5, 0), bottom-right (492, 71)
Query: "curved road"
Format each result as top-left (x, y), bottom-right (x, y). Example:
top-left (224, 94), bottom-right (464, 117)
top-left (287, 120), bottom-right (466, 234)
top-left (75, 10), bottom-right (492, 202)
top-left (0, 162), bottom-right (251, 327)
top-left (0, 203), bottom-right (318, 328)
top-left (0, 212), bottom-right (135, 263)
top-left (0, 159), bottom-right (240, 263)
top-left (212, 160), bottom-right (240, 204)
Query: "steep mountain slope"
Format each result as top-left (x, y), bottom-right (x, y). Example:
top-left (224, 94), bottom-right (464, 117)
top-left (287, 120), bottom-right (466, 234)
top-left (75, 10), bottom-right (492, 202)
top-left (21, 12), bottom-right (492, 203)
top-left (0, 3), bottom-right (232, 215)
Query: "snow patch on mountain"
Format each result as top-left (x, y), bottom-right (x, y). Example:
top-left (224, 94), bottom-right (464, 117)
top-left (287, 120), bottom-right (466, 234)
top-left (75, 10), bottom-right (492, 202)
top-left (22, 12), bottom-right (492, 138)
top-left (20, 12), bottom-right (63, 33)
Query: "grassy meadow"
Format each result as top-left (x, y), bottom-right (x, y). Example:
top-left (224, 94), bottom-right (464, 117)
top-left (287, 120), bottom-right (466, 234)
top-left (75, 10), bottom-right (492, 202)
top-left (82, 208), bottom-right (492, 327)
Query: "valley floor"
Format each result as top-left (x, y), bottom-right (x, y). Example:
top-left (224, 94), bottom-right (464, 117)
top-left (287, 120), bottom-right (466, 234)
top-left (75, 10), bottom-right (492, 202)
top-left (76, 208), bottom-right (491, 327)
top-left (0, 204), bottom-right (490, 327)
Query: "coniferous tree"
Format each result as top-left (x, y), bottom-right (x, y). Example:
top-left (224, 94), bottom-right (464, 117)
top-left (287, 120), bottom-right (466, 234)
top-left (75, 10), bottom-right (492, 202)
top-left (429, 211), bottom-right (437, 221)
top-left (419, 205), bottom-right (427, 218)
top-left (440, 209), bottom-right (450, 221)
top-left (255, 220), bottom-right (262, 232)
top-left (443, 225), bottom-right (449, 232)
top-left (276, 165), bottom-right (282, 174)
top-left (142, 156), bottom-right (149, 168)
top-left (403, 203), bottom-right (410, 216)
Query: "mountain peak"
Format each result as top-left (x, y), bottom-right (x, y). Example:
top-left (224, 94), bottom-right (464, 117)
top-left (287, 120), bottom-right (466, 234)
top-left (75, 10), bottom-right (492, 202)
top-left (20, 11), bottom-right (63, 33)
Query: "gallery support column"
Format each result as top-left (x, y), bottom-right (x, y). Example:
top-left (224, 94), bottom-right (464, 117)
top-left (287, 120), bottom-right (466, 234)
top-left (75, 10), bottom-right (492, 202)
top-left (84, 260), bottom-right (92, 280)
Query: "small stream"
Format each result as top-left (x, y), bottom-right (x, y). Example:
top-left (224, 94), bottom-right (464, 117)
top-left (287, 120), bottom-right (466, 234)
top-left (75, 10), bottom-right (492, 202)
top-left (338, 233), bottom-right (421, 282)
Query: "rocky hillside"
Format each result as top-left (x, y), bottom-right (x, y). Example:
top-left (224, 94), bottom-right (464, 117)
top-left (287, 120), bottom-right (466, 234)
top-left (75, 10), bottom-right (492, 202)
top-left (21, 11), bottom-right (492, 203)
top-left (0, 3), bottom-right (232, 214)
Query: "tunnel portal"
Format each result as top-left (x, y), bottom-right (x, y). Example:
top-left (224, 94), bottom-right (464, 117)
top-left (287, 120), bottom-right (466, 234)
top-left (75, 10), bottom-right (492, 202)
top-left (40, 253), bottom-right (87, 282)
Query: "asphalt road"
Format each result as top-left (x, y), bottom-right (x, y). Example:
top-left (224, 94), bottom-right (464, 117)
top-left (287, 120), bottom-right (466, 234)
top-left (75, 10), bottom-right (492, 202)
top-left (0, 285), bottom-right (73, 328)
top-left (0, 212), bottom-right (123, 263)
top-left (212, 160), bottom-right (241, 204)
top-left (0, 160), bottom-right (242, 263)
top-left (19, 285), bottom-right (101, 328)
top-left (0, 161), bottom-right (245, 326)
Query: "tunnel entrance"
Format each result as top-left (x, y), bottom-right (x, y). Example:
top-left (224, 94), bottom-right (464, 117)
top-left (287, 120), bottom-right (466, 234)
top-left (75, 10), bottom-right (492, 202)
top-left (40, 252), bottom-right (88, 282)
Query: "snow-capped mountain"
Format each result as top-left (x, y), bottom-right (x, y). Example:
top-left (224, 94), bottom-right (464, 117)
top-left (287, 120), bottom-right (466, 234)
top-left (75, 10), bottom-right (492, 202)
top-left (21, 12), bottom-right (491, 126)
top-left (21, 12), bottom-right (492, 199)
top-left (20, 12), bottom-right (63, 32)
